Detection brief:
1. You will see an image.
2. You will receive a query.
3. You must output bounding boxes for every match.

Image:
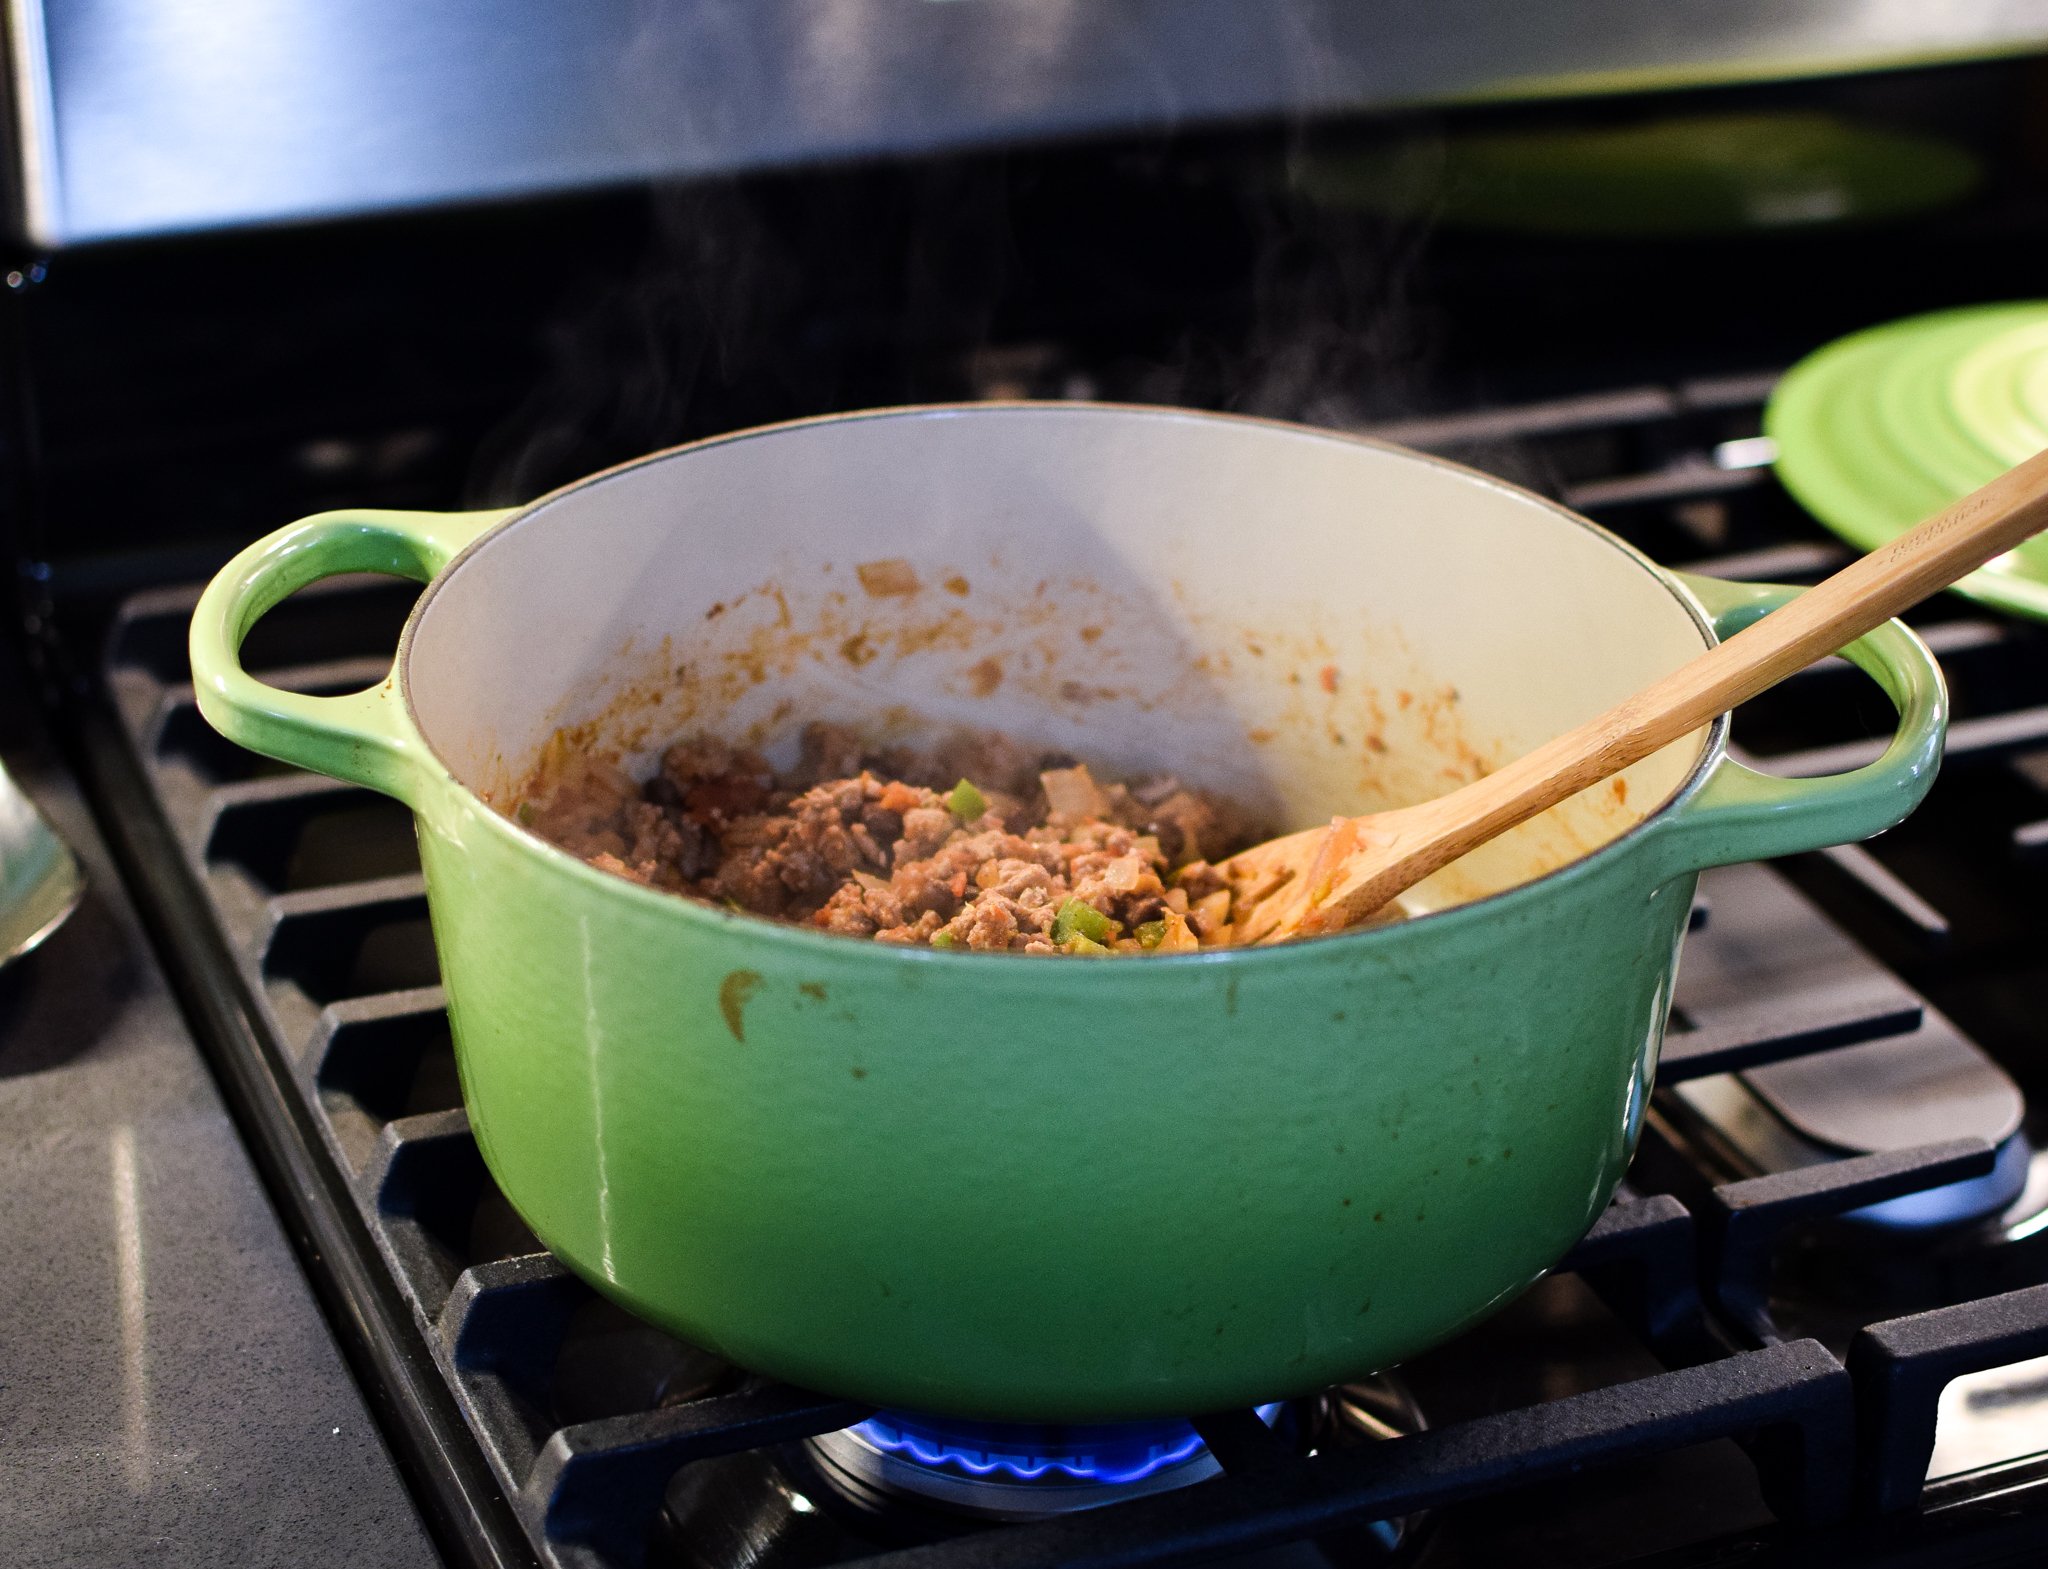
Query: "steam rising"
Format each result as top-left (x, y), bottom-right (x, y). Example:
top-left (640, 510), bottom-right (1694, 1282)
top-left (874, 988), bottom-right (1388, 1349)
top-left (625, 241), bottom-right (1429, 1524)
top-left (469, 117), bottom-right (1470, 505)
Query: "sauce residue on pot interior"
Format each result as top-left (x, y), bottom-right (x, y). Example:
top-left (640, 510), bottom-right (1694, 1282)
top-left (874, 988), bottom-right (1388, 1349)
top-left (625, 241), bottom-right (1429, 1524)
top-left (473, 554), bottom-right (1655, 943)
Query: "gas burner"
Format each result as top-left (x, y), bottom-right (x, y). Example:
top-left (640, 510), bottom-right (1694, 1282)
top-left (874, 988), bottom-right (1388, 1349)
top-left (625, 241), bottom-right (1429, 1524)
top-left (1660, 863), bottom-right (2036, 1243)
top-left (1319, 1374), bottom-right (1431, 1447)
top-left (654, 1376), bottom-right (1428, 1568)
top-left (1674, 1074), bottom-right (2035, 1235)
top-left (805, 1406), bottom-right (1285, 1520)
top-left (1300, 1376), bottom-right (1435, 1561)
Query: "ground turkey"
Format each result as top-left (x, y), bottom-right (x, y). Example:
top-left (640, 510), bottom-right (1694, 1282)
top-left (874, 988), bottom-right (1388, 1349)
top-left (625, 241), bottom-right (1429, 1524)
top-left (515, 723), bottom-right (1260, 953)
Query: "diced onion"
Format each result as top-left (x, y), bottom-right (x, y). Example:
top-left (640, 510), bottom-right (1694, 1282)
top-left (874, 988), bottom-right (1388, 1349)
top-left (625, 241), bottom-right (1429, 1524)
top-left (1041, 764), bottom-right (1107, 820)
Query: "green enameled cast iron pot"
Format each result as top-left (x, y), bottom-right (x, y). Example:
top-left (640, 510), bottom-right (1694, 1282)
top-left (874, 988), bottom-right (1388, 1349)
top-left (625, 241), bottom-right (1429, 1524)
top-left (189, 404), bottom-right (1946, 1420)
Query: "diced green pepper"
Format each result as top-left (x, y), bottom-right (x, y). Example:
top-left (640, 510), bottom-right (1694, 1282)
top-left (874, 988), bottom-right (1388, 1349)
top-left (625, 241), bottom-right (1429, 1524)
top-left (946, 778), bottom-right (988, 819)
top-left (1062, 933), bottom-right (1112, 956)
top-left (930, 930), bottom-right (959, 950)
top-left (515, 801), bottom-right (536, 826)
top-left (1051, 896), bottom-right (1116, 945)
top-left (1135, 920), bottom-right (1167, 949)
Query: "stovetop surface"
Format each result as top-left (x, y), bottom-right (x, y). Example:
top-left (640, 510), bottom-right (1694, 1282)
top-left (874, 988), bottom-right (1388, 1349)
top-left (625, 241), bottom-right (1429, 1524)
top-left (0, 600), bottom-right (437, 1565)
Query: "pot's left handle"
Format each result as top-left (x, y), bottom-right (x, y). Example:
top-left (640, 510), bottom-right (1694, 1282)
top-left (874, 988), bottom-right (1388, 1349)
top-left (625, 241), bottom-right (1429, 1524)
top-left (1646, 570), bottom-right (1948, 878)
top-left (189, 508), bottom-right (514, 803)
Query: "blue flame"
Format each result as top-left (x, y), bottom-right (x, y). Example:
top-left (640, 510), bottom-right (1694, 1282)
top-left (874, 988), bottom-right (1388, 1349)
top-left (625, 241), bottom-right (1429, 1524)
top-left (851, 1404), bottom-right (1283, 1487)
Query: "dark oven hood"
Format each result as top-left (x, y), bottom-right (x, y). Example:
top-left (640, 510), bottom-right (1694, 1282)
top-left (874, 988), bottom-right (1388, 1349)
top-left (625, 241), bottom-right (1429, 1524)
top-left (7, 0), bottom-right (2048, 247)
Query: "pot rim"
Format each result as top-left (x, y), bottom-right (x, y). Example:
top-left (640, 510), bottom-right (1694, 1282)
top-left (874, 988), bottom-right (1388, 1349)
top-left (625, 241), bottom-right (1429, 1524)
top-left (397, 399), bottom-right (1728, 963)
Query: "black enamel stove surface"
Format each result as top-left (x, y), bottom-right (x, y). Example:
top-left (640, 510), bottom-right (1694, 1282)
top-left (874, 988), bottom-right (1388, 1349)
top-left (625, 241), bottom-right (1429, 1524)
top-left (84, 366), bottom-right (2048, 1569)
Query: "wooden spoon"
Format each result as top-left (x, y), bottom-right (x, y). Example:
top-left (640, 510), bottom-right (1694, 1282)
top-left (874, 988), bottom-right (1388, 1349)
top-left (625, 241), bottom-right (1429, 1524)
top-left (1225, 444), bottom-right (2048, 945)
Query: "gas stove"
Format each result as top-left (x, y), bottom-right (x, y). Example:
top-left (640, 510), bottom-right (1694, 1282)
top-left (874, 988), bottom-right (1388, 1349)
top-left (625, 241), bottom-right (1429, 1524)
top-left (68, 358), bottom-right (2048, 1569)
top-left (13, 43), bottom-right (2048, 1569)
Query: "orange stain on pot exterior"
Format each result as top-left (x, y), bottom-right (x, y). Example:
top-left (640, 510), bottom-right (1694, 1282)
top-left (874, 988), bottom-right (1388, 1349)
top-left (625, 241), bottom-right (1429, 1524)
top-left (718, 969), bottom-right (763, 1042)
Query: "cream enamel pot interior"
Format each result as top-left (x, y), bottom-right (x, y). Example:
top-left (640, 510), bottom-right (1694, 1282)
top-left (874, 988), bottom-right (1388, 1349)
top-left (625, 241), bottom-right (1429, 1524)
top-left (188, 404), bottom-right (1946, 1420)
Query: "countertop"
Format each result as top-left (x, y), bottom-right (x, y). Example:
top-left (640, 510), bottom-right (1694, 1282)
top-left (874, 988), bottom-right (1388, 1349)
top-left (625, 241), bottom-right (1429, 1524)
top-left (0, 642), bottom-right (437, 1566)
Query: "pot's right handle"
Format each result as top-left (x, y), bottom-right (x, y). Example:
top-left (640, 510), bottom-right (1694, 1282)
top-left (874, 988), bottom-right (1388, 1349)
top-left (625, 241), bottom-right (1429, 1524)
top-left (1646, 571), bottom-right (1948, 876)
top-left (189, 508), bottom-right (514, 803)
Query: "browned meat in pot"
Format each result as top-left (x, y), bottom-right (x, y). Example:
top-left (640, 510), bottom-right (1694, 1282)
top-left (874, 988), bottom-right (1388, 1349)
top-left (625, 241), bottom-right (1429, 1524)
top-left (515, 721), bottom-right (1262, 953)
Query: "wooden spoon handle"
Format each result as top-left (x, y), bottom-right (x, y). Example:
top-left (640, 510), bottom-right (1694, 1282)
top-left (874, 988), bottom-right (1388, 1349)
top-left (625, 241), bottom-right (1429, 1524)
top-left (1637, 444), bottom-right (2048, 729)
top-left (1299, 443), bottom-right (2048, 933)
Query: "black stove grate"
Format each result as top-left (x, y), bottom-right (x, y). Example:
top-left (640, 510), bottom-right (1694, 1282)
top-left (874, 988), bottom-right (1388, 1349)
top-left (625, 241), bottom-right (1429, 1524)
top-left (88, 375), bottom-right (2048, 1569)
